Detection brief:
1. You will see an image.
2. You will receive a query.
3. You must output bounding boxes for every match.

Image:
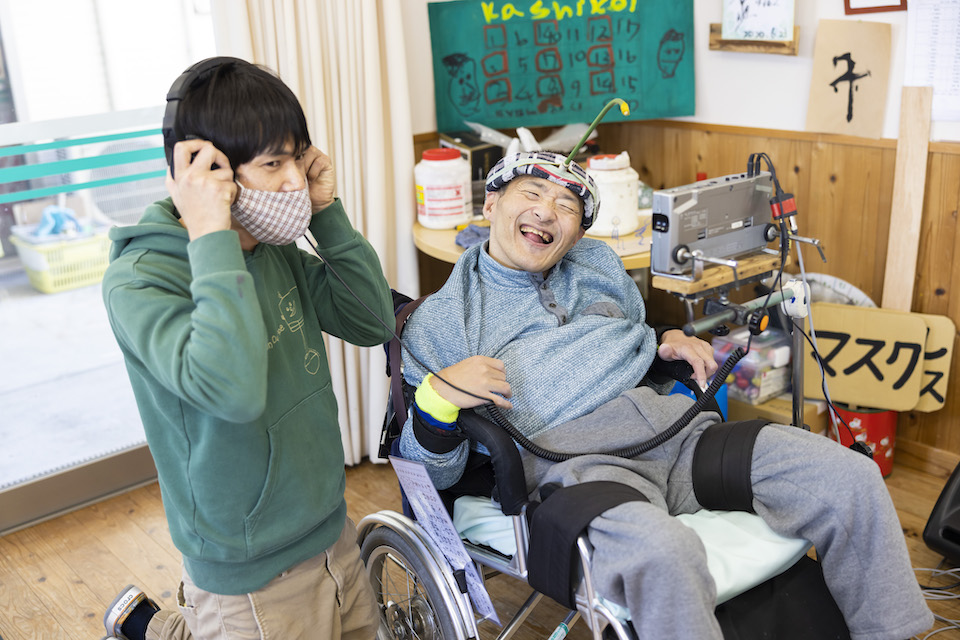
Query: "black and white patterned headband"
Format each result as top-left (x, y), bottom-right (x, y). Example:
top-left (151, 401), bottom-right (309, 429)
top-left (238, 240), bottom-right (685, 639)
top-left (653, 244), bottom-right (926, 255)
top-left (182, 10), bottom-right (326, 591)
top-left (484, 151), bottom-right (599, 229)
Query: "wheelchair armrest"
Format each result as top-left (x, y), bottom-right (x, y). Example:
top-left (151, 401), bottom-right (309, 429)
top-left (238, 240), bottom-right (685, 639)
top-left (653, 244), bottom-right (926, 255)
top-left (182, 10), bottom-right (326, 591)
top-left (458, 410), bottom-right (529, 516)
top-left (648, 353), bottom-right (695, 385)
top-left (649, 353), bottom-right (725, 418)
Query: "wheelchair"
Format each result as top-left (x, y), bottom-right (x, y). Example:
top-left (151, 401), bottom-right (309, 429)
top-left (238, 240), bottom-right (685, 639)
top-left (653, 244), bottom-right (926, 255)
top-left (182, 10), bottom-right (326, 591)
top-left (357, 293), bottom-right (851, 640)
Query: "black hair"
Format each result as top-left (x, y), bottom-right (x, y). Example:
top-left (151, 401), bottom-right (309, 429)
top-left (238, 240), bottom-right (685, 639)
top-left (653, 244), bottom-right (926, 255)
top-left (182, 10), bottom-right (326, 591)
top-left (173, 60), bottom-right (311, 170)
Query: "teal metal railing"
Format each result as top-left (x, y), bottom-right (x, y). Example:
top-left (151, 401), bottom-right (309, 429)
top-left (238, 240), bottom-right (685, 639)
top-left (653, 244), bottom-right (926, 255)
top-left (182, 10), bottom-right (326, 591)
top-left (0, 106), bottom-right (166, 208)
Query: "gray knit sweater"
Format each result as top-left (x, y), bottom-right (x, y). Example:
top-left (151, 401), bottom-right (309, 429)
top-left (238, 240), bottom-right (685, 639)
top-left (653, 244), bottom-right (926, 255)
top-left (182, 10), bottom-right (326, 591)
top-left (398, 238), bottom-right (659, 489)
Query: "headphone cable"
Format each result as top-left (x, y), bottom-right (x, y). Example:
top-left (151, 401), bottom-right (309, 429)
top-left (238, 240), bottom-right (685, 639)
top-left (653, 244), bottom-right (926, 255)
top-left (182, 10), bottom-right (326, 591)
top-left (303, 233), bottom-right (736, 461)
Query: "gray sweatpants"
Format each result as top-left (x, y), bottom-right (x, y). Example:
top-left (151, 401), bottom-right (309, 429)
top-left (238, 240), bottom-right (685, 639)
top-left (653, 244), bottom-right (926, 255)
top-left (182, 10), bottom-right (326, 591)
top-left (518, 387), bottom-right (932, 640)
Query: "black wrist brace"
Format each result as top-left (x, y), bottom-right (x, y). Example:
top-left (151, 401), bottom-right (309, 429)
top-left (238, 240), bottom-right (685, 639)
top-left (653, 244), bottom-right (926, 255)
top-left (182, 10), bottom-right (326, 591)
top-left (412, 406), bottom-right (467, 454)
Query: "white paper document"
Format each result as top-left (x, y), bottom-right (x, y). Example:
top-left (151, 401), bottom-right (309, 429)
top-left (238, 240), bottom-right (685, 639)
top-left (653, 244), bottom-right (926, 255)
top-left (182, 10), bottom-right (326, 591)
top-left (905, 0), bottom-right (960, 121)
top-left (389, 456), bottom-right (501, 626)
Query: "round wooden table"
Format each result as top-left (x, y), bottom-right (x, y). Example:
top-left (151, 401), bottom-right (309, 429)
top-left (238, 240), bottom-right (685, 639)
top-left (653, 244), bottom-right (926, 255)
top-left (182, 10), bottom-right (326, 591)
top-left (412, 220), bottom-right (652, 270)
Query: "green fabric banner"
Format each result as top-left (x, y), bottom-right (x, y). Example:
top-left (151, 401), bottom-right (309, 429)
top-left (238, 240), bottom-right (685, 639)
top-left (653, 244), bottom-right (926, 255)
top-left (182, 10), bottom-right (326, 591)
top-left (428, 0), bottom-right (694, 133)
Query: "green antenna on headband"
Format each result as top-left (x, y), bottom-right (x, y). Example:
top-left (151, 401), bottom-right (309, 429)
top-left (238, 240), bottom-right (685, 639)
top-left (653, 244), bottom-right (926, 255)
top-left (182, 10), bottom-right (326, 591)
top-left (563, 98), bottom-right (630, 169)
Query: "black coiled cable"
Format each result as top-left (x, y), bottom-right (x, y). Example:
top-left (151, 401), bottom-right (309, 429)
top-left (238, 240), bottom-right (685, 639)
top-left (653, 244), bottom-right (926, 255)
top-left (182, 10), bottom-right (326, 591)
top-left (302, 234), bottom-right (747, 463)
top-left (482, 347), bottom-right (747, 462)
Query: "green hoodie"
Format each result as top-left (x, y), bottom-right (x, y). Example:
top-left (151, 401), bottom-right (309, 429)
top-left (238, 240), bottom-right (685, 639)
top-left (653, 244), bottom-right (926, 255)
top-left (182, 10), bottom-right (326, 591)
top-left (102, 197), bottom-right (393, 595)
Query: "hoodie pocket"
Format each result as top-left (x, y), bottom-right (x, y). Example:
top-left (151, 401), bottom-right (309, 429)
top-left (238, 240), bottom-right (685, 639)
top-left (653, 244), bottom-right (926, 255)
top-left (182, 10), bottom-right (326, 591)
top-left (243, 387), bottom-right (344, 557)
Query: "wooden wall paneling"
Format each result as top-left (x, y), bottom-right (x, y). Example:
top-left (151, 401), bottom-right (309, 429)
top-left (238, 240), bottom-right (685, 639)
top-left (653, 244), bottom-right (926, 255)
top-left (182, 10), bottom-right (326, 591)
top-left (416, 251), bottom-right (453, 298)
top-left (941, 151), bottom-right (960, 336)
top-left (624, 123), bottom-right (668, 189)
top-left (804, 142), bottom-right (895, 303)
top-left (904, 389), bottom-right (960, 458)
top-left (793, 140), bottom-right (834, 274)
top-left (900, 149), bottom-right (960, 456)
top-left (896, 439), bottom-right (960, 479)
top-left (887, 143), bottom-right (960, 460)
top-left (655, 125), bottom-right (692, 187)
top-left (914, 151), bottom-right (960, 318)
top-left (414, 121), bottom-right (960, 464)
top-left (598, 120), bottom-right (960, 466)
top-left (840, 145), bottom-right (892, 297)
top-left (806, 144), bottom-right (842, 292)
top-left (691, 128), bottom-right (712, 180)
top-left (711, 129), bottom-right (757, 177)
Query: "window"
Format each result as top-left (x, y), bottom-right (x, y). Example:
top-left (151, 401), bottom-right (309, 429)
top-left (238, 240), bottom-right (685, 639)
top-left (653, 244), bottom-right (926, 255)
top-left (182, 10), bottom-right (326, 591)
top-left (0, 0), bottom-right (216, 533)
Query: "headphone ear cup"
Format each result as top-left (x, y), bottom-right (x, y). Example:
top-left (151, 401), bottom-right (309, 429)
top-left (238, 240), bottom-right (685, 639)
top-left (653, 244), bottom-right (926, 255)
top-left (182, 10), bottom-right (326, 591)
top-left (162, 56), bottom-right (245, 180)
top-left (162, 100), bottom-right (179, 176)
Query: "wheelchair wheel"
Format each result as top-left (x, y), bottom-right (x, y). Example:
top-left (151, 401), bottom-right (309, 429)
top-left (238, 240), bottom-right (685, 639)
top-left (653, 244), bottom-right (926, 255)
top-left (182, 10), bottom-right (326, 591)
top-left (361, 525), bottom-right (466, 640)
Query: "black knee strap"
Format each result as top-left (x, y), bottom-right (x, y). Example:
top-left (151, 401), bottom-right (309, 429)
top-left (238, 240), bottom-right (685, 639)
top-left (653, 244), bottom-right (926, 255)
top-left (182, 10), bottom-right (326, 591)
top-left (692, 419), bottom-right (771, 512)
top-left (527, 481), bottom-right (649, 609)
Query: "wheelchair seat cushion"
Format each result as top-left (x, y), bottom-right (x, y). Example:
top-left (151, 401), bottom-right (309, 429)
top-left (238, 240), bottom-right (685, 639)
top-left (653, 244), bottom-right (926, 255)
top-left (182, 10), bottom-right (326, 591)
top-left (452, 496), bottom-right (810, 605)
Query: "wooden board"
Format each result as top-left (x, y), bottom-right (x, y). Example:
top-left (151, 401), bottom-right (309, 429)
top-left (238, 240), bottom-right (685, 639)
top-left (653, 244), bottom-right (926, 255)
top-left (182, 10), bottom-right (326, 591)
top-left (913, 313), bottom-right (957, 412)
top-left (651, 252), bottom-right (784, 296)
top-left (881, 86), bottom-right (933, 311)
top-left (708, 23), bottom-right (799, 56)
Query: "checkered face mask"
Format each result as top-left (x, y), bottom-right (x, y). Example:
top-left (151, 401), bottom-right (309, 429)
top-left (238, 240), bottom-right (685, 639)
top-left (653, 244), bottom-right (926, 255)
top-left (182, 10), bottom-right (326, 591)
top-left (230, 183), bottom-right (312, 246)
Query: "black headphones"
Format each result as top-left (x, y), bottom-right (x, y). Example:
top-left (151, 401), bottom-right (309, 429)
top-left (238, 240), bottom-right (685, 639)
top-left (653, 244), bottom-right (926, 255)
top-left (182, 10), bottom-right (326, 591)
top-left (161, 56), bottom-right (247, 175)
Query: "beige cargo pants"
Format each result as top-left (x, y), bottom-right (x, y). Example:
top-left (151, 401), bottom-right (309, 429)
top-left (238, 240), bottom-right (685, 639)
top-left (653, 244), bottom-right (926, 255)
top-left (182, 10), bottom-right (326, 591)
top-left (146, 518), bottom-right (377, 640)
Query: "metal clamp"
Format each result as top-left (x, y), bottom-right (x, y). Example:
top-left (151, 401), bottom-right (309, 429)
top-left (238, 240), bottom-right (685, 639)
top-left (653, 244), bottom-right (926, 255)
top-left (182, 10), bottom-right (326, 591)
top-left (672, 247), bottom-right (741, 283)
top-left (787, 233), bottom-right (827, 263)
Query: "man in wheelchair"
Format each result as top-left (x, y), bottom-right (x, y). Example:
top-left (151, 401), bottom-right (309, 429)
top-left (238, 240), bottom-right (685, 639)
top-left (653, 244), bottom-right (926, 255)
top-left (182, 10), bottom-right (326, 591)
top-left (395, 151), bottom-right (932, 639)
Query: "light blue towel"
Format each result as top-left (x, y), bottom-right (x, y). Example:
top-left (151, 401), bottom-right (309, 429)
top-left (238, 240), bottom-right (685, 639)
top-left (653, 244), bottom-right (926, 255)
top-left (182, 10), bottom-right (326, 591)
top-left (33, 205), bottom-right (82, 238)
top-left (452, 496), bottom-right (811, 606)
top-left (454, 223), bottom-right (490, 249)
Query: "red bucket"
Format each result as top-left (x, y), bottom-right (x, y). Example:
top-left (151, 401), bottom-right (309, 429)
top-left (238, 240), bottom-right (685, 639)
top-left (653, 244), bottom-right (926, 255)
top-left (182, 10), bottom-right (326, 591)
top-left (830, 404), bottom-right (897, 477)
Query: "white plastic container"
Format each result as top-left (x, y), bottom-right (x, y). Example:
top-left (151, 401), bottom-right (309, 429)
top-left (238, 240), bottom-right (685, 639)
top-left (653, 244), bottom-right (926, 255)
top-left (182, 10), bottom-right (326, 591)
top-left (415, 148), bottom-right (472, 229)
top-left (585, 152), bottom-right (640, 237)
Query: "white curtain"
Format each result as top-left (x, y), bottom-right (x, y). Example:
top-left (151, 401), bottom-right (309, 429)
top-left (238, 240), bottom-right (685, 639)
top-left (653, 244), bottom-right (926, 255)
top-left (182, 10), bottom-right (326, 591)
top-left (210, 0), bottom-right (420, 464)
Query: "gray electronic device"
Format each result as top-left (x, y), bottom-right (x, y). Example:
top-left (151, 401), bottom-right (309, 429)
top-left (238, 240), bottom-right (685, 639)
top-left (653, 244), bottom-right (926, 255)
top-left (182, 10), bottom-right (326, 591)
top-left (650, 171), bottom-right (776, 277)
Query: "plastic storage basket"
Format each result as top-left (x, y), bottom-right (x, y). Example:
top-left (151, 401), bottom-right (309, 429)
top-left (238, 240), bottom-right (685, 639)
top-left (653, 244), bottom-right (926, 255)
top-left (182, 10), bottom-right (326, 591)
top-left (10, 228), bottom-right (111, 294)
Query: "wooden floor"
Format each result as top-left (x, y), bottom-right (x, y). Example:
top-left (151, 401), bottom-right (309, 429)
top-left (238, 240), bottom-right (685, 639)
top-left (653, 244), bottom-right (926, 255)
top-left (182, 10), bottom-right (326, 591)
top-left (1, 459), bottom-right (959, 639)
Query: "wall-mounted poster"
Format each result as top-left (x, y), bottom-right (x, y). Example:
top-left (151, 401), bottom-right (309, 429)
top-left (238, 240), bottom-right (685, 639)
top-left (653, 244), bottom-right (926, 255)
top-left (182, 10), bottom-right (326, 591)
top-left (805, 19), bottom-right (891, 138)
top-left (427, 0), bottom-right (695, 133)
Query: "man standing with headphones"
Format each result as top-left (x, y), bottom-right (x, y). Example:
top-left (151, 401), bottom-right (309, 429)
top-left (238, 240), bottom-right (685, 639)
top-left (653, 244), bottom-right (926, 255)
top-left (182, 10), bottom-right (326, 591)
top-left (100, 57), bottom-right (394, 639)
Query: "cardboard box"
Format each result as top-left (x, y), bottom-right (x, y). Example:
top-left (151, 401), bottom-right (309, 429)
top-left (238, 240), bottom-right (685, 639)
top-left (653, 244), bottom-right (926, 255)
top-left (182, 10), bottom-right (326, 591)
top-left (802, 303), bottom-right (955, 412)
top-left (439, 132), bottom-right (502, 183)
top-left (727, 394), bottom-right (828, 435)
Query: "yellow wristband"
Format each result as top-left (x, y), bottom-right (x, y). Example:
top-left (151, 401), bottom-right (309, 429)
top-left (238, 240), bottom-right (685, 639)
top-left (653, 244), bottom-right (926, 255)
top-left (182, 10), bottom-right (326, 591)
top-left (414, 374), bottom-right (461, 424)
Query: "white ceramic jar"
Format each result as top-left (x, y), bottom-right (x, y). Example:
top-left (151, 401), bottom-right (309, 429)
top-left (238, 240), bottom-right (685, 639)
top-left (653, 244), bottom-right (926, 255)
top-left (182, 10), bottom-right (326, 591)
top-left (585, 152), bottom-right (640, 237)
